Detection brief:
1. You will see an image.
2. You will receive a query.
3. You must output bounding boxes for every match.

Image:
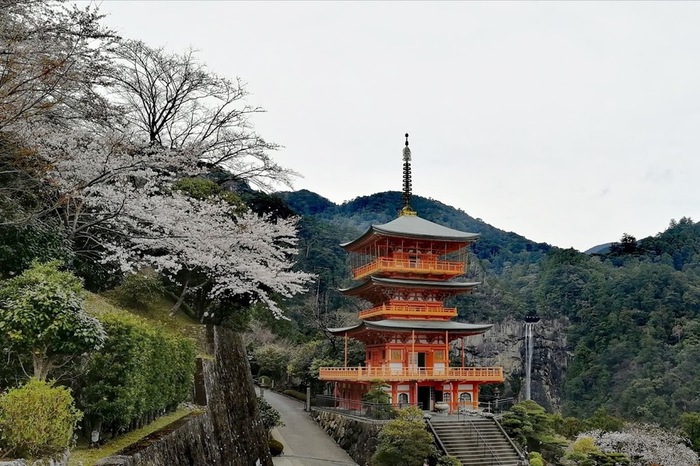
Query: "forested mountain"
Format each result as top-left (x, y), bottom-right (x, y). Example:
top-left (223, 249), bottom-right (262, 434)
top-left (280, 190), bottom-right (700, 429)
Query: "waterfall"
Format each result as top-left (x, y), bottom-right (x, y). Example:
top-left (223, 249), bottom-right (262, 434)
top-left (525, 322), bottom-right (534, 400)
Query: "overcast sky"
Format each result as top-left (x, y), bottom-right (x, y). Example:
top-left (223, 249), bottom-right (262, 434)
top-left (95, 1), bottom-right (700, 251)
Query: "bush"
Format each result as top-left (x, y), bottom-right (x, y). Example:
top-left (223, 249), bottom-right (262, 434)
top-left (76, 312), bottom-right (195, 437)
top-left (269, 437), bottom-right (284, 456)
top-left (436, 454), bottom-right (462, 465)
top-left (372, 406), bottom-right (435, 466)
top-left (108, 273), bottom-right (163, 310)
top-left (257, 395), bottom-right (283, 431)
top-left (529, 452), bottom-right (544, 466)
top-left (283, 389), bottom-right (306, 401)
top-left (0, 379), bottom-right (82, 459)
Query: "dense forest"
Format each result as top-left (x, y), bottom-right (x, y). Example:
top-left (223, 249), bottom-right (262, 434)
top-left (276, 189), bottom-right (700, 432)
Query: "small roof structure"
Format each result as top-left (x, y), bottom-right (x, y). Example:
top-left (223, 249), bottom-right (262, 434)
top-left (341, 214), bottom-right (480, 251)
top-left (327, 319), bottom-right (493, 339)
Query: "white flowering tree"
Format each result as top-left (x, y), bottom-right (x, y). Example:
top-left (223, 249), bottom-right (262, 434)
top-left (0, 0), bottom-right (114, 225)
top-left (578, 423), bottom-right (699, 466)
top-left (3, 4), bottom-right (312, 319)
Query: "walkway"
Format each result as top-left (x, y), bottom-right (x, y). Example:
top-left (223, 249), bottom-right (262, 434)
top-left (257, 388), bottom-right (359, 466)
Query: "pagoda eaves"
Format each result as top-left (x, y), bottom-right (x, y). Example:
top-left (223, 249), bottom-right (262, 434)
top-left (340, 214), bottom-right (480, 252)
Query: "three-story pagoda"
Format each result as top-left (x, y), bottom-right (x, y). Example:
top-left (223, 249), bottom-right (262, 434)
top-left (318, 134), bottom-right (504, 413)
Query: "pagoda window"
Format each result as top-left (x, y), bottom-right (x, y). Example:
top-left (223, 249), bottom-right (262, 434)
top-left (434, 350), bottom-right (445, 361)
top-left (459, 392), bottom-right (472, 403)
top-left (390, 349), bottom-right (402, 361)
top-left (398, 393), bottom-right (408, 405)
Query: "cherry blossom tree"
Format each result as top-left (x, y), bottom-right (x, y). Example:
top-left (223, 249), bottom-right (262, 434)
top-left (578, 423), bottom-right (699, 466)
top-left (3, 3), bottom-right (311, 318)
top-left (0, 0), bottom-right (115, 225)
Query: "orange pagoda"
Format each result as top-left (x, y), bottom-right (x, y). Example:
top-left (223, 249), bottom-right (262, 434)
top-left (318, 134), bottom-right (504, 413)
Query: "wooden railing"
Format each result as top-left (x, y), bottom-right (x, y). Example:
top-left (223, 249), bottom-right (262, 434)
top-left (359, 303), bottom-right (457, 320)
top-left (352, 257), bottom-right (465, 280)
top-left (318, 366), bottom-right (504, 383)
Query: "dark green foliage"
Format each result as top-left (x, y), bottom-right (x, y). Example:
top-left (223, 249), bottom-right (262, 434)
top-left (240, 191), bottom-right (296, 220)
top-left (502, 400), bottom-right (554, 451)
top-left (0, 261), bottom-right (105, 381)
top-left (174, 177), bottom-right (245, 209)
top-left (257, 395), bottom-right (283, 431)
top-left (0, 379), bottom-right (82, 459)
top-left (0, 223), bottom-right (72, 279)
top-left (586, 408), bottom-right (624, 432)
top-left (501, 401), bottom-right (566, 461)
top-left (435, 455), bottom-right (461, 466)
top-left (282, 389), bottom-right (306, 401)
top-left (76, 312), bottom-right (195, 436)
top-left (589, 452), bottom-right (631, 465)
top-left (108, 273), bottom-right (164, 311)
top-left (269, 437), bottom-right (284, 456)
top-left (372, 406), bottom-right (435, 466)
top-left (681, 412), bottom-right (700, 453)
top-left (362, 381), bottom-right (395, 420)
top-left (253, 344), bottom-right (290, 382)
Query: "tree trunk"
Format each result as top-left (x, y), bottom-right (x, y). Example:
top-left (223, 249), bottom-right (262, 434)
top-left (32, 353), bottom-right (52, 381)
top-left (170, 276), bottom-right (190, 317)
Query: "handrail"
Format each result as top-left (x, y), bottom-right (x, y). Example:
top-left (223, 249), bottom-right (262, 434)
top-left (466, 417), bottom-right (504, 466)
top-left (318, 366), bottom-right (504, 383)
top-left (426, 418), bottom-right (449, 456)
top-left (352, 257), bottom-right (465, 279)
top-left (358, 303), bottom-right (457, 320)
top-left (493, 415), bottom-right (526, 461)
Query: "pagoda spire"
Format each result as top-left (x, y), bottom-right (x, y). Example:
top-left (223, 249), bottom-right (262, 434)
top-left (400, 133), bottom-right (416, 216)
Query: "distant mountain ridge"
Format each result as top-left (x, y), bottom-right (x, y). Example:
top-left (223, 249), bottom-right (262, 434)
top-left (279, 190), bottom-right (553, 273)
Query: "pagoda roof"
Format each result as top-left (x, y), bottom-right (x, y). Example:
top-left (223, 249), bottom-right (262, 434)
top-left (340, 277), bottom-right (479, 302)
top-left (327, 319), bottom-right (493, 338)
top-left (341, 215), bottom-right (479, 250)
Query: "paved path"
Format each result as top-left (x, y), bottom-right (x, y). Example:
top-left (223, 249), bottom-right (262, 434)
top-left (257, 388), bottom-right (358, 466)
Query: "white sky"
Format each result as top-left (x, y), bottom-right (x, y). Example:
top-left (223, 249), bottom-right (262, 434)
top-left (94, 1), bottom-right (700, 251)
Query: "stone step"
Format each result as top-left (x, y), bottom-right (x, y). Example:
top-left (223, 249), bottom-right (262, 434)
top-left (429, 417), bottom-right (523, 466)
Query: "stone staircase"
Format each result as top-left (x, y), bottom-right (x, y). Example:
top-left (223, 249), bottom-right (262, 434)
top-left (428, 416), bottom-right (525, 466)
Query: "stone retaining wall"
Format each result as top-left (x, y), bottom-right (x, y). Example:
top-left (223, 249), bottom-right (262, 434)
top-left (310, 410), bottom-right (383, 466)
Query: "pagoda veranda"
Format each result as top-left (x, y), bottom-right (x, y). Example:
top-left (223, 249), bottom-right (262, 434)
top-left (318, 134), bottom-right (504, 413)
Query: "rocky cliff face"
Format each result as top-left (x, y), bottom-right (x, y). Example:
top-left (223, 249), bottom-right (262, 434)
top-left (463, 317), bottom-right (571, 412)
top-left (97, 325), bottom-right (272, 466)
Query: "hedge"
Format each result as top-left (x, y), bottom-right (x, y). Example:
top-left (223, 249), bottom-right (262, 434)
top-left (76, 311), bottom-right (195, 437)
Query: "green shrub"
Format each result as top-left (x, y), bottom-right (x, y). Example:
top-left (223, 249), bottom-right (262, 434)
top-left (372, 406), bottom-right (435, 466)
top-left (529, 451), bottom-right (544, 466)
top-left (257, 395), bottom-right (283, 431)
top-left (269, 437), bottom-right (284, 456)
top-left (76, 312), bottom-right (195, 436)
top-left (436, 454), bottom-right (462, 465)
top-left (0, 379), bottom-right (82, 459)
top-left (109, 273), bottom-right (163, 310)
top-left (282, 389), bottom-right (306, 401)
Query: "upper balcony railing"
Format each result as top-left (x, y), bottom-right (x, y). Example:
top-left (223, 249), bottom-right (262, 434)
top-left (318, 366), bottom-right (504, 383)
top-left (359, 303), bottom-right (457, 320)
top-left (352, 257), bottom-right (465, 280)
